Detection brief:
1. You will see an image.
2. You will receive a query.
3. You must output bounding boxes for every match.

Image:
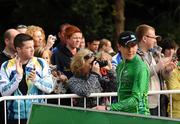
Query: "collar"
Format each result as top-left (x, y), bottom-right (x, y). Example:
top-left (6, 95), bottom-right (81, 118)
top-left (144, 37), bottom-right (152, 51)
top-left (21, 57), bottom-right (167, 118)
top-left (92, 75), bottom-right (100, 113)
top-left (3, 49), bottom-right (14, 58)
top-left (124, 54), bottom-right (138, 63)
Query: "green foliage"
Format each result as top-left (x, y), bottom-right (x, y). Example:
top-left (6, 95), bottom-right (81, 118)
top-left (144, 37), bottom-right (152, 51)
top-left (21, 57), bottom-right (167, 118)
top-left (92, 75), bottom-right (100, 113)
top-left (70, 0), bottom-right (115, 41)
top-left (12, 0), bottom-right (115, 43)
top-left (1, 0), bottom-right (180, 50)
top-left (125, 0), bottom-right (180, 45)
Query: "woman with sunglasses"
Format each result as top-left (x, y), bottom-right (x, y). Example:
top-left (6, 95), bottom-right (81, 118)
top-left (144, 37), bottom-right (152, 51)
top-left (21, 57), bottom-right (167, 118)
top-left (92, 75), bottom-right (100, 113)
top-left (67, 49), bottom-right (102, 108)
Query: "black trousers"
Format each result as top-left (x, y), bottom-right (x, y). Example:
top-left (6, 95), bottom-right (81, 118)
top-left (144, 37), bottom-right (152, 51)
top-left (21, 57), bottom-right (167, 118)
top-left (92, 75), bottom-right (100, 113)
top-left (7, 119), bottom-right (27, 124)
top-left (150, 106), bottom-right (158, 116)
top-left (0, 94), bottom-right (4, 123)
top-left (150, 94), bottom-right (168, 117)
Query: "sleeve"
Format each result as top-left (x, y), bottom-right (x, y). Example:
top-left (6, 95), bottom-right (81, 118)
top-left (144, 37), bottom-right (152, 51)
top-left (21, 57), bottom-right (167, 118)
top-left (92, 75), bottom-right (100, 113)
top-left (111, 55), bottom-right (118, 71)
top-left (166, 69), bottom-right (180, 100)
top-left (0, 63), bottom-right (22, 96)
top-left (33, 60), bottom-right (54, 94)
top-left (51, 51), bottom-right (56, 65)
top-left (68, 73), bottom-right (100, 97)
top-left (99, 70), bottom-right (117, 92)
top-left (108, 70), bottom-right (117, 91)
top-left (68, 78), bottom-right (91, 97)
top-left (110, 66), bottom-right (149, 112)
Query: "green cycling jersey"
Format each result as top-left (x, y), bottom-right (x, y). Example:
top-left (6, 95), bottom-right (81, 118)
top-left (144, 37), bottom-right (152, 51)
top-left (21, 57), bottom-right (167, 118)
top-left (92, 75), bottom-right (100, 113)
top-left (110, 54), bottom-right (150, 115)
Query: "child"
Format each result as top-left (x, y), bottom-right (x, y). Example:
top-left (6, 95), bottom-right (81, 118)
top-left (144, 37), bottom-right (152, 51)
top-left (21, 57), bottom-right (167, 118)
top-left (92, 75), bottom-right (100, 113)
top-left (34, 47), bottom-right (67, 94)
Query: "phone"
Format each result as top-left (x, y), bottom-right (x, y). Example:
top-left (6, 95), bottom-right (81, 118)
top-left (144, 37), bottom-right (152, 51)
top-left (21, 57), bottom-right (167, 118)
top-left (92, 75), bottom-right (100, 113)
top-left (33, 65), bottom-right (36, 71)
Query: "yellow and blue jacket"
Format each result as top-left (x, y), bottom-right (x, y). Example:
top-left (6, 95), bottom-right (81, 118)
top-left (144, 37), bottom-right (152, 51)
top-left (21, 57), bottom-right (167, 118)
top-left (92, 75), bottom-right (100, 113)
top-left (0, 57), bottom-right (54, 119)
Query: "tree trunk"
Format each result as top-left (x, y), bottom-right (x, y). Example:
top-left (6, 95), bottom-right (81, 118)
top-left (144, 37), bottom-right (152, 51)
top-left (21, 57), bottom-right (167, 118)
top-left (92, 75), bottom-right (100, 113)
top-left (114, 0), bottom-right (125, 44)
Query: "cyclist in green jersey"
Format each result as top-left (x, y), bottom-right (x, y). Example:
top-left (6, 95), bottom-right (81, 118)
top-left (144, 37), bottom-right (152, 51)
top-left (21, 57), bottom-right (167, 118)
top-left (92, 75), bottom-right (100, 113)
top-left (94, 31), bottom-right (150, 115)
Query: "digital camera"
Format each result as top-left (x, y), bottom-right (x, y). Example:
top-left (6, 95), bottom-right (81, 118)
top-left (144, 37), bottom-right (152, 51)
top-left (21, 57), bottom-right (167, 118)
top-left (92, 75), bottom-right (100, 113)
top-left (96, 60), bottom-right (108, 68)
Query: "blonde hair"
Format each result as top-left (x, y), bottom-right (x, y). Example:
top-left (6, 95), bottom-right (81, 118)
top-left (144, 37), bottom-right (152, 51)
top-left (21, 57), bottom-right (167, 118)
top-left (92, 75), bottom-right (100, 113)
top-left (99, 39), bottom-right (111, 50)
top-left (34, 47), bottom-right (52, 60)
top-left (70, 49), bottom-right (93, 76)
top-left (96, 51), bottom-right (112, 61)
top-left (135, 24), bottom-right (155, 41)
top-left (26, 25), bottom-right (46, 47)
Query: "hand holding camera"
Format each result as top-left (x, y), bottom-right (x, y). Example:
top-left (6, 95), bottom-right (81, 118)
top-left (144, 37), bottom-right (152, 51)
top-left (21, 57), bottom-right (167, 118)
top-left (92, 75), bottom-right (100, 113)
top-left (96, 60), bottom-right (108, 68)
top-left (91, 60), bottom-right (101, 76)
top-left (46, 34), bottom-right (57, 50)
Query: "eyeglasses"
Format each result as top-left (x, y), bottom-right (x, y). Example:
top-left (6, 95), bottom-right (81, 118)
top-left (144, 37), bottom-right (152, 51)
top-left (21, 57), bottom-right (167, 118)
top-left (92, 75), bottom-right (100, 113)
top-left (84, 53), bottom-right (94, 60)
top-left (145, 35), bottom-right (162, 41)
top-left (145, 35), bottom-right (157, 39)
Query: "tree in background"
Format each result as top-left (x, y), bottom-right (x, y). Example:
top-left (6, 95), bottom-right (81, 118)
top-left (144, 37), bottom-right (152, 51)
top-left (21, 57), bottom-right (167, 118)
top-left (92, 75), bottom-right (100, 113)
top-left (11, 0), bottom-right (115, 47)
top-left (114, 0), bottom-right (125, 44)
top-left (125, 0), bottom-right (180, 46)
top-left (0, 0), bottom-right (180, 52)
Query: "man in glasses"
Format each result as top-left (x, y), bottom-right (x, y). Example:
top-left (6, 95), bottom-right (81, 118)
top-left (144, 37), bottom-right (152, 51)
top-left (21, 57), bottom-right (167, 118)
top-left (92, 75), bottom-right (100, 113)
top-left (135, 24), bottom-right (176, 116)
top-left (94, 31), bottom-right (150, 115)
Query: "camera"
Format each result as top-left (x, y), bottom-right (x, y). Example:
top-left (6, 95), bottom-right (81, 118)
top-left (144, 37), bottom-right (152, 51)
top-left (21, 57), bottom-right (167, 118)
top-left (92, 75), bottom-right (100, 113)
top-left (96, 60), bottom-right (108, 68)
top-left (48, 35), bottom-right (57, 41)
top-left (91, 58), bottom-right (108, 68)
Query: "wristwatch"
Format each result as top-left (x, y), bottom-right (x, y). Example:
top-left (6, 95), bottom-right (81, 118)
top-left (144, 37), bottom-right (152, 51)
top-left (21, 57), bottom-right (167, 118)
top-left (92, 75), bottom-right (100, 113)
top-left (106, 106), bottom-right (111, 111)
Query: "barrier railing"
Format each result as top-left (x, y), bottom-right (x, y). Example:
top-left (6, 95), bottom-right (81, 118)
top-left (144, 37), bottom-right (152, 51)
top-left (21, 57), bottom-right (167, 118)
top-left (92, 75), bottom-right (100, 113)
top-left (0, 90), bottom-right (180, 124)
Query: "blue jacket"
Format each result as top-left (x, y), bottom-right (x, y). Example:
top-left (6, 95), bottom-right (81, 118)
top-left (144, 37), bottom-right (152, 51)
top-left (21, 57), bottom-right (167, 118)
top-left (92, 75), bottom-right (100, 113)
top-left (0, 57), bottom-right (54, 119)
top-left (112, 52), bottom-right (122, 70)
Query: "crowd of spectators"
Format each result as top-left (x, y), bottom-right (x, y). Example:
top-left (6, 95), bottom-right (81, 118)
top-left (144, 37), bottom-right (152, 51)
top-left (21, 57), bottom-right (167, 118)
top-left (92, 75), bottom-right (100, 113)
top-left (0, 23), bottom-right (179, 124)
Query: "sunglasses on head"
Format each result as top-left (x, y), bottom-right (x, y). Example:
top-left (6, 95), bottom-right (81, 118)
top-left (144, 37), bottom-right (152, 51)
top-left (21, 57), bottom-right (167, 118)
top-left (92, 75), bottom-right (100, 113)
top-left (84, 53), bottom-right (94, 60)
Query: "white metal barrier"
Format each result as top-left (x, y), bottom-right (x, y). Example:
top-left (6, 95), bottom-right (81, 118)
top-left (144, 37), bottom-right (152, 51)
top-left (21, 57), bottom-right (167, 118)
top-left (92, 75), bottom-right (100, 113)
top-left (0, 92), bottom-right (117, 124)
top-left (0, 90), bottom-right (180, 124)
